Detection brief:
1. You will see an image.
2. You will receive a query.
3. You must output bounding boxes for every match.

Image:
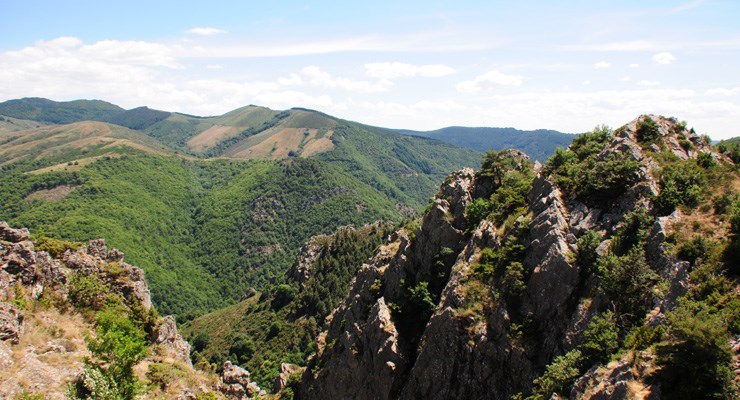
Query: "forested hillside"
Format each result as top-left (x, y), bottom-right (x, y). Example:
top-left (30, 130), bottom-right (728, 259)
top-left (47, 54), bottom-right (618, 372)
top-left (399, 126), bottom-right (575, 161)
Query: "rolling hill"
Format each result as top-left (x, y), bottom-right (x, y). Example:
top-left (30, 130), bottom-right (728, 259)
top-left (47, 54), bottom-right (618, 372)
top-left (0, 98), bottom-right (481, 316)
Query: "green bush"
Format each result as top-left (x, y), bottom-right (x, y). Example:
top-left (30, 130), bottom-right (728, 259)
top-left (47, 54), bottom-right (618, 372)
top-left (696, 152), bottom-right (716, 169)
top-left (70, 307), bottom-right (149, 399)
top-left (610, 209), bottom-right (652, 256)
top-left (575, 230), bottom-right (601, 276)
top-left (545, 126), bottom-right (639, 202)
top-left (597, 248), bottom-right (657, 323)
top-left (68, 273), bottom-right (110, 311)
top-left (580, 312), bottom-right (619, 365)
top-left (146, 363), bottom-right (177, 390)
top-left (653, 302), bottom-right (735, 400)
top-left (635, 117), bottom-right (661, 143)
top-left (654, 160), bottom-right (706, 214)
top-left (531, 349), bottom-right (584, 399)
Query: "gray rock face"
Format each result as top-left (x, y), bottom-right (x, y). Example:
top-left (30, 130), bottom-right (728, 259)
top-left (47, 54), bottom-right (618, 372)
top-left (299, 116), bottom-right (728, 399)
top-left (0, 302), bottom-right (23, 344)
top-left (154, 315), bottom-right (193, 368)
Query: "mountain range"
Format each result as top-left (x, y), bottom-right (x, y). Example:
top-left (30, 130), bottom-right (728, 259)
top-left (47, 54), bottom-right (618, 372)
top-left (0, 103), bottom-right (739, 399)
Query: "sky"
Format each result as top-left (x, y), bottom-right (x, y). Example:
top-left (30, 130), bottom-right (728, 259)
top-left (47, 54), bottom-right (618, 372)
top-left (1, 0), bottom-right (739, 139)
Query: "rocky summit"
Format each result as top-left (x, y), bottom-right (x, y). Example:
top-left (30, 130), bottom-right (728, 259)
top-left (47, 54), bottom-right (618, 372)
top-left (298, 115), bottom-right (740, 399)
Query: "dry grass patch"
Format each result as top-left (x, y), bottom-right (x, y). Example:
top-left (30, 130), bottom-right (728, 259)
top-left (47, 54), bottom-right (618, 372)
top-left (187, 125), bottom-right (240, 152)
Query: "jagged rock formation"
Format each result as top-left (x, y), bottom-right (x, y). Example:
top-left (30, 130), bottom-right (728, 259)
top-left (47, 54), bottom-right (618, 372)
top-left (154, 315), bottom-right (194, 368)
top-left (299, 115), bottom-right (737, 399)
top-left (219, 360), bottom-right (267, 399)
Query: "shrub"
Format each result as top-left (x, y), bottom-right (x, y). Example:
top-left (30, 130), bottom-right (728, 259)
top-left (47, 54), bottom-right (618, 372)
top-left (146, 363), bottom-right (176, 390)
top-left (545, 126), bottom-right (639, 202)
top-left (271, 284), bottom-right (297, 310)
top-left (653, 302), bottom-right (735, 400)
top-left (70, 308), bottom-right (149, 400)
top-left (610, 209), bottom-right (652, 256)
top-left (580, 312), bottom-right (619, 365)
top-left (635, 117), bottom-right (661, 143)
top-left (654, 160), bottom-right (706, 214)
top-left (68, 273), bottom-right (110, 311)
top-left (597, 248), bottom-right (657, 323)
top-left (575, 230), bottom-right (601, 276)
top-left (531, 349), bottom-right (584, 399)
top-left (696, 152), bottom-right (716, 169)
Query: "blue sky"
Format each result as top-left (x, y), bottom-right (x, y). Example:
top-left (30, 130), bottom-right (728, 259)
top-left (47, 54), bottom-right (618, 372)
top-left (1, 0), bottom-right (739, 138)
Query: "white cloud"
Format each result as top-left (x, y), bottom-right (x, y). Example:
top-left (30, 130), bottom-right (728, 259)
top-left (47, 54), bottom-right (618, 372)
top-left (594, 61), bottom-right (611, 69)
top-left (186, 27), bottom-right (227, 36)
top-left (277, 73), bottom-right (303, 86)
top-left (364, 62), bottom-right (456, 79)
top-left (652, 52), bottom-right (676, 64)
top-left (706, 87), bottom-right (740, 96)
top-left (637, 80), bottom-right (661, 86)
top-left (206, 64), bottom-right (223, 69)
top-left (629, 64), bottom-right (640, 68)
top-left (582, 80), bottom-right (592, 85)
top-left (621, 76), bottom-right (631, 81)
top-left (300, 66), bottom-right (391, 93)
top-left (456, 70), bottom-right (524, 93)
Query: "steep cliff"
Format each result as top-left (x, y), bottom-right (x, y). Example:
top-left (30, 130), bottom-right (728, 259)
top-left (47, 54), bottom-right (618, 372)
top-left (299, 115), bottom-right (740, 399)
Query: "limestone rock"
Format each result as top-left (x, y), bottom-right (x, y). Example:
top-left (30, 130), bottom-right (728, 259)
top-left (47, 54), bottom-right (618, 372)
top-left (154, 315), bottom-right (193, 368)
top-left (0, 302), bottom-right (24, 344)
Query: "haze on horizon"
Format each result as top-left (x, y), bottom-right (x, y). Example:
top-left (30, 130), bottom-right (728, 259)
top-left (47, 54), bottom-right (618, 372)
top-left (1, 0), bottom-right (739, 139)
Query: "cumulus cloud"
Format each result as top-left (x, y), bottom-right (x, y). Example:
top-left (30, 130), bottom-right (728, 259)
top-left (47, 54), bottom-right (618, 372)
top-left (652, 52), bottom-right (676, 64)
top-left (300, 66), bottom-right (391, 93)
top-left (456, 70), bottom-right (523, 93)
top-left (594, 61), bottom-right (611, 69)
top-left (364, 62), bottom-right (456, 79)
top-left (629, 64), bottom-right (640, 68)
top-left (186, 27), bottom-right (227, 36)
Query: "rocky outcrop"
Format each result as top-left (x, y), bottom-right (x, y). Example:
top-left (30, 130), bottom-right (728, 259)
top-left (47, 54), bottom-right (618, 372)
top-left (154, 315), bottom-right (193, 368)
top-left (274, 363), bottom-right (305, 393)
top-left (0, 302), bottom-right (23, 344)
top-left (0, 222), bottom-right (30, 243)
top-left (219, 360), bottom-right (266, 399)
top-left (300, 117), bottom-right (731, 399)
top-left (62, 239), bottom-right (152, 309)
top-left (570, 354), bottom-right (659, 399)
top-left (300, 166), bottom-right (479, 400)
